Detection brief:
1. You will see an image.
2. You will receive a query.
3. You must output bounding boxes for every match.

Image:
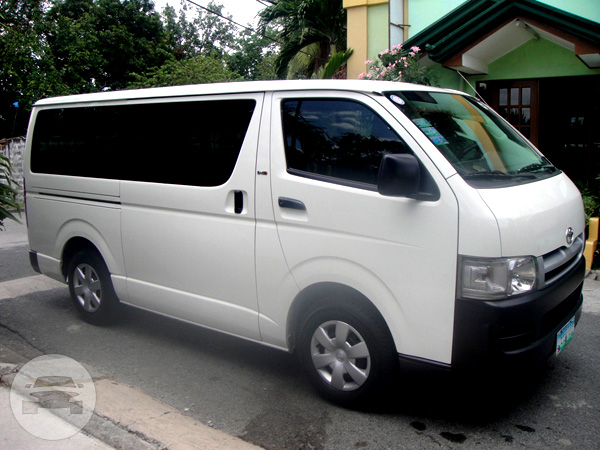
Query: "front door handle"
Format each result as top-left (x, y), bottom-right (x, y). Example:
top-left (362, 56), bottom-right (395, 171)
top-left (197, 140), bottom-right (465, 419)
top-left (278, 197), bottom-right (306, 211)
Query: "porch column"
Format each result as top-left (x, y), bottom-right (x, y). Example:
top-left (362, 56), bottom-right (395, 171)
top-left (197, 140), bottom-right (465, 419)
top-left (344, 0), bottom-right (389, 79)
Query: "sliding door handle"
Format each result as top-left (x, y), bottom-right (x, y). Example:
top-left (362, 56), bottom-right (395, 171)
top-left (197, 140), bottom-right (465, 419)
top-left (234, 190), bottom-right (243, 214)
top-left (278, 197), bottom-right (306, 211)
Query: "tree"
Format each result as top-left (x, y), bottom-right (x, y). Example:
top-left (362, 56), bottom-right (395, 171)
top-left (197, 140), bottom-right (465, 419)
top-left (317, 49), bottom-right (353, 79)
top-left (1, 0), bottom-right (172, 137)
top-left (162, 4), bottom-right (202, 61)
top-left (45, 0), bottom-right (171, 92)
top-left (0, 0), bottom-right (284, 137)
top-left (0, 0), bottom-right (68, 137)
top-left (192, 1), bottom-right (236, 58)
top-left (127, 56), bottom-right (239, 88)
top-left (226, 27), bottom-right (278, 81)
top-left (258, 0), bottom-right (347, 79)
top-left (162, 1), bottom-right (236, 61)
top-left (133, 2), bottom-right (279, 86)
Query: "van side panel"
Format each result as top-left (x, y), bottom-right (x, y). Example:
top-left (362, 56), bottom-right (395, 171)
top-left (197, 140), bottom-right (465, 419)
top-left (26, 195), bottom-right (123, 278)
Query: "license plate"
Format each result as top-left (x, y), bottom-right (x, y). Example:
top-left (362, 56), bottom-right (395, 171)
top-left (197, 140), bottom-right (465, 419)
top-left (556, 316), bottom-right (575, 356)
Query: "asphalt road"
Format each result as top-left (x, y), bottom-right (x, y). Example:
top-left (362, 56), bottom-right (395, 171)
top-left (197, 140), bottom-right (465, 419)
top-left (1, 220), bottom-right (599, 449)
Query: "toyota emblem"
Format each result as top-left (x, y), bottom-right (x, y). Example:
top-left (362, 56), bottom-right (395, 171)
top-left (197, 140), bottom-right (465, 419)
top-left (566, 227), bottom-right (574, 245)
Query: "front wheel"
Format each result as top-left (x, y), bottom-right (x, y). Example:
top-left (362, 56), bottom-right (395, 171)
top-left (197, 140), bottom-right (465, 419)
top-left (297, 302), bottom-right (398, 407)
top-left (67, 250), bottom-right (118, 324)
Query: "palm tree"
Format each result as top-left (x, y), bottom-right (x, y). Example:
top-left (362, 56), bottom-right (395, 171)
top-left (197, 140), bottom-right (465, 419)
top-left (258, 0), bottom-right (347, 79)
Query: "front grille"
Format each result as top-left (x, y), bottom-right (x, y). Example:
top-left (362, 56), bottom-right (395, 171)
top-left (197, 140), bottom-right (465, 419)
top-left (541, 233), bottom-right (584, 287)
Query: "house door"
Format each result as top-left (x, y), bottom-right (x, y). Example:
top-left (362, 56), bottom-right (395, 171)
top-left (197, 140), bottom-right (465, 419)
top-left (479, 76), bottom-right (600, 185)
top-left (537, 75), bottom-right (600, 185)
top-left (478, 80), bottom-right (539, 146)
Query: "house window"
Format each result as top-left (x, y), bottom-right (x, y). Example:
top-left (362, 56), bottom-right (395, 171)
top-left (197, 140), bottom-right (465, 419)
top-left (483, 80), bottom-right (539, 145)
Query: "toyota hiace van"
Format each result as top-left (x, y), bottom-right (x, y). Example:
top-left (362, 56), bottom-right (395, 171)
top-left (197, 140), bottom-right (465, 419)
top-left (25, 80), bottom-right (585, 405)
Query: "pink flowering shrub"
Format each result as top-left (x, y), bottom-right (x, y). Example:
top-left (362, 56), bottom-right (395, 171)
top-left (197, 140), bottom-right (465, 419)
top-left (359, 45), bottom-right (435, 85)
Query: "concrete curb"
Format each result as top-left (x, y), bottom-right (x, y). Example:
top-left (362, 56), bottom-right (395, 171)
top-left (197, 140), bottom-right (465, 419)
top-left (0, 275), bottom-right (65, 300)
top-left (0, 348), bottom-right (261, 450)
top-left (1, 384), bottom-right (111, 449)
top-left (93, 378), bottom-right (260, 450)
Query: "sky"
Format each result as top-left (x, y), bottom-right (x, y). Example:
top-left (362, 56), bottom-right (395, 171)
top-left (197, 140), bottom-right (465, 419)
top-left (152, 0), bottom-right (267, 28)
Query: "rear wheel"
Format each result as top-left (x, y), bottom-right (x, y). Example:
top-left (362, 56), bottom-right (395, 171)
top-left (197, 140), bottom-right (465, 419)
top-left (297, 300), bottom-right (398, 406)
top-left (67, 250), bottom-right (117, 324)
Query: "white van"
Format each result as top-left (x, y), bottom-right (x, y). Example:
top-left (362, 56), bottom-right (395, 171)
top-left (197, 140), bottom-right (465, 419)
top-left (24, 80), bottom-right (585, 405)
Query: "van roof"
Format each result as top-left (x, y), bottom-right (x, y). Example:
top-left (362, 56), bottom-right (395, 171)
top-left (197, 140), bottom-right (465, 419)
top-left (33, 79), bottom-right (462, 106)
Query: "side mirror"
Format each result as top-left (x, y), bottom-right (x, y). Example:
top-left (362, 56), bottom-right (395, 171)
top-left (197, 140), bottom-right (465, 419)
top-left (377, 153), bottom-right (421, 197)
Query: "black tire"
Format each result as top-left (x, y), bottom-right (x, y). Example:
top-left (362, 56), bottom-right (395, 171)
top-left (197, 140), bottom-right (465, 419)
top-left (67, 250), bottom-right (118, 324)
top-left (297, 298), bottom-right (398, 407)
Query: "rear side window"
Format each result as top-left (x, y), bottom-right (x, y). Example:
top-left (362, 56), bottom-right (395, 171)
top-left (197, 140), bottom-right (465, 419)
top-left (31, 99), bottom-right (256, 187)
top-left (281, 99), bottom-right (410, 187)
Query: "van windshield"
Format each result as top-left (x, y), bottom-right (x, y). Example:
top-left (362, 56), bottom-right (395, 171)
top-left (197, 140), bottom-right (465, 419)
top-left (385, 91), bottom-right (559, 188)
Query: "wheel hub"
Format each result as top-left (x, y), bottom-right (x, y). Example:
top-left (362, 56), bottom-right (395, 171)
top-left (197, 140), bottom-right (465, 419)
top-left (335, 349), bottom-right (346, 362)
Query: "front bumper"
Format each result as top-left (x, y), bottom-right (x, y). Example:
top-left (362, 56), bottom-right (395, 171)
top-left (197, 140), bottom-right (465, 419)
top-left (451, 255), bottom-right (585, 369)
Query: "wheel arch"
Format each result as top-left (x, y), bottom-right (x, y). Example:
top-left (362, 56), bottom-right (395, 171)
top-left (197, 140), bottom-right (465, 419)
top-left (61, 237), bottom-right (103, 279)
top-left (54, 218), bottom-right (124, 281)
top-left (286, 282), bottom-right (395, 353)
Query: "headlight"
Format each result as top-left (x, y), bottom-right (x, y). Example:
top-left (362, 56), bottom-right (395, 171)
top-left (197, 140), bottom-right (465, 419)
top-left (459, 256), bottom-right (538, 300)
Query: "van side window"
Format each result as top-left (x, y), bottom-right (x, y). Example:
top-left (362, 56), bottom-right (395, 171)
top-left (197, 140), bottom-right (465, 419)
top-left (281, 99), bottom-right (410, 187)
top-left (31, 100), bottom-right (256, 187)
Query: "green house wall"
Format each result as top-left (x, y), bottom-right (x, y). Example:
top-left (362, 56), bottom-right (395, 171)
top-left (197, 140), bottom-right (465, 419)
top-left (427, 37), bottom-right (600, 96)
top-left (472, 38), bottom-right (600, 81)
top-left (406, 0), bottom-right (600, 37)
top-left (408, 0), bottom-right (465, 37)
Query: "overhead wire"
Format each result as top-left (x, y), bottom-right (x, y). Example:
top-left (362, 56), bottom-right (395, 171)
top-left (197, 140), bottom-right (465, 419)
top-left (183, 0), bottom-right (256, 34)
top-left (181, 0), bottom-right (328, 63)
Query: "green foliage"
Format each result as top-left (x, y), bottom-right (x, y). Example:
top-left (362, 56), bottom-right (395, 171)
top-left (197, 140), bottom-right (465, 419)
top-left (128, 57), bottom-right (239, 89)
top-left (1, 0), bottom-right (327, 137)
top-left (283, 42), bottom-right (321, 80)
top-left (578, 179), bottom-right (600, 224)
top-left (0, 152), bottom-right (21, 230)
top-left (317, 49), bottom-right (353, 79)
top-left (0, 0), bottom-right (68, 135)
top-left (360, 44), bottom-right (436, 86)
top-left (44, 0), bottom-right (170, 92)
top-left (226, 27), bottom-right (279, 81)
top-left (0, 0), bottom-right (171, 136)
top-left (162, 5), bottom-right (202, 61)
top-left (258, 0), bottom-right (347, 79)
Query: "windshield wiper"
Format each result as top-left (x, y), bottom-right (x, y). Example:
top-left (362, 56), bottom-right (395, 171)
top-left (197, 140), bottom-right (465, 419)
top-left (515, 163), bottom-right (556, 174)
top-left (462, 170), bottom-right (508, 179)
top-left (462, 170), bottom-right (536, 181)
